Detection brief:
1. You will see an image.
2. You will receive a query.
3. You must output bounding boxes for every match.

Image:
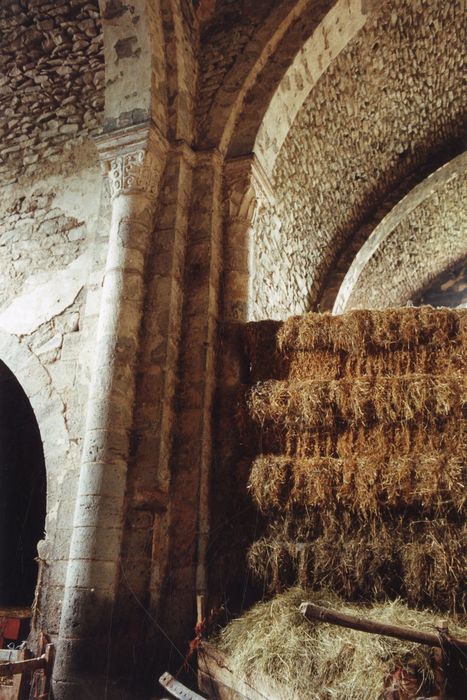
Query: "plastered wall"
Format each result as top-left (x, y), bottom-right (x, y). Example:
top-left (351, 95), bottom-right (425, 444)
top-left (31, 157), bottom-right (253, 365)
top-left (0, 0), bottom-right (106, 635)
top-left (0, 138), bottom-right (109, 634)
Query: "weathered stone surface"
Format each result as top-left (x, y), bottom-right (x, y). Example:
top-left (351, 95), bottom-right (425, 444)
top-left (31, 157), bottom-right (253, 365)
top-left (417, 258), bottom-right (467, 308)
top-left (0, 0), bottom-right (103, 181)
top-left (255, 0), bottom-right (367, 177)
top-left (0, 2), bottom-right (465, 698)
top-left (333, 153), bottom-right (467, 312)
top-left (345, 170), bottom-right (467, 308)
top-left (251, 0), bottom-right (466, 319)
top-left (0, 5), bottom-right (106, 667)
top-left (0, 251), bottom-right (90, 335)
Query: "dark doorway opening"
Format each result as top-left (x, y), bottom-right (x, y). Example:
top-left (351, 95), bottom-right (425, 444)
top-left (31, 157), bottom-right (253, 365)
top-left (0, 360), bottom-right (46, 607)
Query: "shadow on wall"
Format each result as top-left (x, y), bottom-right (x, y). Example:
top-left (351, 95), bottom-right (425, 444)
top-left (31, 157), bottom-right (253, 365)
top-left (417, 258), bottom-right (467, 308)
top-left (0, 360), bottom-right (46, 608)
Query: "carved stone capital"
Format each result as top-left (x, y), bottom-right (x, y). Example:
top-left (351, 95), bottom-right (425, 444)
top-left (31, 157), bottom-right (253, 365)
top-left (224, 154), bottom-right (274, 225)
top-left (94, 122), bottom-right (168, 200)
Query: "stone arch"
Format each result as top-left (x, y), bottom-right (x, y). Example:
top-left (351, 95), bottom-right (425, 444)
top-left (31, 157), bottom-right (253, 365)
top-left (240, 0), bottom-right (465, 320)
top-left (213, 0), bottom-right (373, 322)
top-left (333, 152), bottom-right (467, 313)
top-left (197, 0), bottom-right (382, 162)
top-left (0, 359), bottom-right (46, 607)
top-left (200, 0), bottom-right (369, 158)
top-left (316, 143), bottom-right (465, 312)
top-left (254, 0), bottom-right (367, 177)
top-left (0, 331), bottom-right (69, 535)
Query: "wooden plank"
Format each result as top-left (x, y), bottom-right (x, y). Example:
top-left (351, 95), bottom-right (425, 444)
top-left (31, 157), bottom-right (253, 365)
top-left (0, 676), bottom-right (20, 700)
top-left (0, 653), bottom-right (46, 677)
top-left (0, 647), bottom-right (31, 700)
top-left (0, 610), bottom-right (30, 621)
top-left (198, 643), bottom-right (290, 700)
top-left (300, 603), bottom-right (467, 651)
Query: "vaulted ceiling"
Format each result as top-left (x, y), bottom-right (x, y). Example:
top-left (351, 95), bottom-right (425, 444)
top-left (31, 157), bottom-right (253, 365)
top-left (252, 0), bottom-right (466, 317)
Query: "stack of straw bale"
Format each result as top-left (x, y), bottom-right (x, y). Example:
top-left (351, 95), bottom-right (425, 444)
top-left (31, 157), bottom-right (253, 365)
top-left (242, 307), bottom-right (466, 612)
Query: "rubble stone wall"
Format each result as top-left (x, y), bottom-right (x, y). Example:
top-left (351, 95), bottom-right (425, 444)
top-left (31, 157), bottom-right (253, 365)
top-left (0, 0), bottom-right (465, 694)
top-left (345, 170), bottom-right (467, 310)
top-left (0, 0), bottom-right (103, 184)
top-left (250, 0), bottom-right (466, 319)
top-left (196, 0), bottom-right (288, 144)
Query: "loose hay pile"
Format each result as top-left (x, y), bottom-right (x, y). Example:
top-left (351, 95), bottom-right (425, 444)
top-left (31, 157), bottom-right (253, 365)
top-left (240, 308), bottom-right (467, 612)
top-left (216, 588), bottom-right (467, 700)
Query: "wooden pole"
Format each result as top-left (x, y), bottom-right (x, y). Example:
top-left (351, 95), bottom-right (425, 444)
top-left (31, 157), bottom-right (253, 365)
top-left (300, 602), bottom-right (467, 652)
top-left (0, 608), bottom-right (31, 619)
top-left (0, 653), bottom-right (47, 677)
top-left (432, 620), bottom-right (448, 700)
top-left (197, 594), bottom-right (205, 627)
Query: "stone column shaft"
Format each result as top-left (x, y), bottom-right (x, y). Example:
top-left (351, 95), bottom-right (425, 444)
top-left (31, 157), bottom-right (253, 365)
top-left (160, 149), bottom-right (223, 652)
top-left (208, 155), bottom-right (274, 610)
top-left (53, 123), bottom-right (167, 700)
top-left (224, 155), bottom-right (274, 322)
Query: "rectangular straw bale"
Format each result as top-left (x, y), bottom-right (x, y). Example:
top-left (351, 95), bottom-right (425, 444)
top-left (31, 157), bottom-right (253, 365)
top-left (287, 342), bottom-right (466, 381)
top-left (248, 375), bottom-right (466, 430)
top-left (277, 307), bottom-right (466, 354)
top-left (247, 517), bottom-right (400, 601)
top-left (401, 518), bottom-right (467, 612)
top-left (247, 516), bottom-right (466, 612)
top-left (248, 454), bottom-right (466, 516)
top-left (253, 416), bottom-right (465, 460)
top-left (334, 417), bottom-right (466, 460)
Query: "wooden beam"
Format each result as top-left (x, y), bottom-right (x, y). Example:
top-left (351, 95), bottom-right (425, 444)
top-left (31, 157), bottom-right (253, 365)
top-left (0, 654), bottom-right (46, 677)
top-left (0, 608), bottom-right (31, 620)
top-left (300, 603), bottom-right (467, 652)
top-left (198, 643), bottom-right (278, 700)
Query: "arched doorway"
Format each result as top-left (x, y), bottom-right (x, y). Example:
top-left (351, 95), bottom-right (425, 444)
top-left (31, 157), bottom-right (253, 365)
top-left (0, 360), bottom-right (46, 608)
